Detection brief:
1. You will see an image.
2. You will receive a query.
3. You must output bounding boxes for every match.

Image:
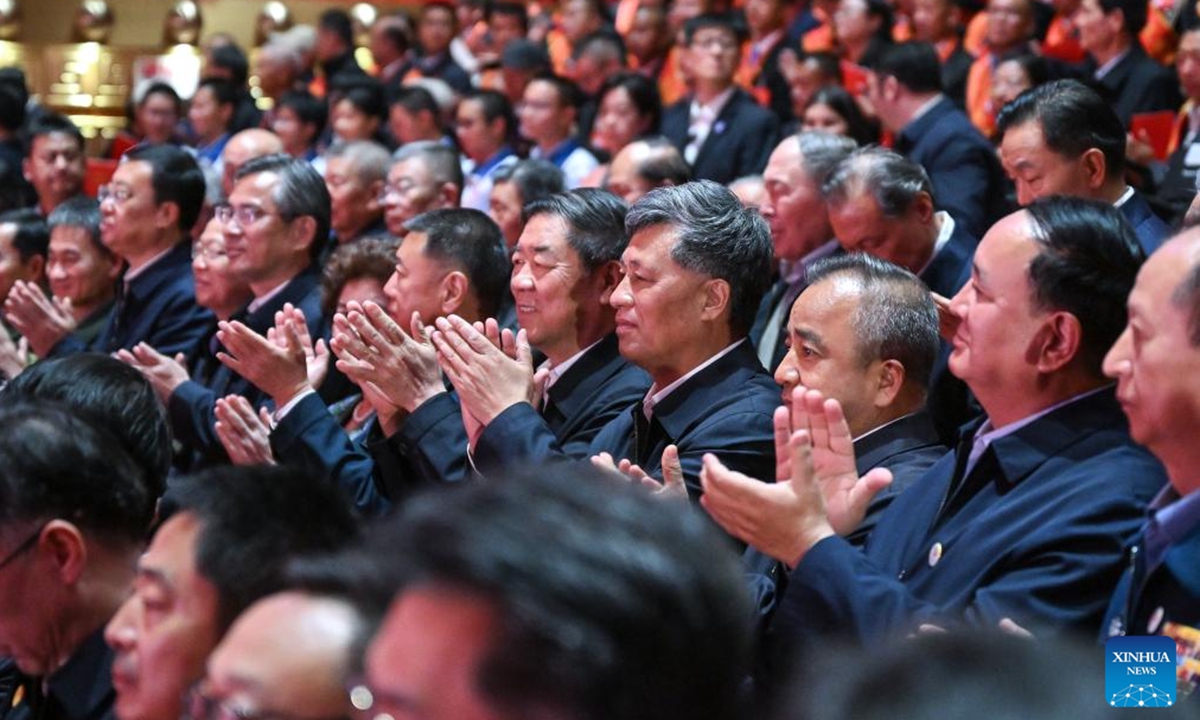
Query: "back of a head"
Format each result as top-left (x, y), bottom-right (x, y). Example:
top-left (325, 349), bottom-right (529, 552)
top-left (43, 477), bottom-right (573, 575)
top-left (1024, 196), bottom-right (1144, 376)
top-left (780, 631), bottom-right (1108, 720)
top-left (872, 42), bottom-right (942, 94)
top-left (626, 180), bottom-right (774, 336)
top-left (392, 140), bottom-right (464, 194)
top-left (525, 188), bottom-right (629, 271)
top-left (823, 147), bottom-right (934, 217)
top-left (995, 79), bottom-right (1126, 181)
top-left (806, 253), bottom-right (940, 393)
top-left (0, 399), bottom-right (153, 546)
top-left (403, 208), bottom-right (510, 318)
top-left (208, 43), bottom-right (250, 87)
top-left (633, 136), bottom-right (692, 187)
top-left (377, 465), bottom-right (753, 720)
top-left (1, 353), bottom-right (171, 498)
top-left (124, 144), bottom-right (206, 234)
top-left (164, 465), bottom-right (359, 632)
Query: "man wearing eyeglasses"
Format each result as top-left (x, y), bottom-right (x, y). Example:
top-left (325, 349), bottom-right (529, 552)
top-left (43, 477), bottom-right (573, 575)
top-left (137, 154), bottom-right (328, 469)
top-left (0, 402), bottom-right (155, 720)
top-left (4, 144), bottom-right (212, 360)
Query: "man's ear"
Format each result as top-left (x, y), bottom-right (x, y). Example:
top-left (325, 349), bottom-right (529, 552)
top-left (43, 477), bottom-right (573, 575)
top-left (40, 520), bottom-right (88, 586)
top-left (1080, 148), bottom-right (1107, 191)
top-left (154, 201), bottom-right (181, 232)
top-left (700, 278), bottom-right (731, 322)
top-left (596, 260), bottom-right (623, 305)
top-left (288, 215), bottom-right (319, 256)
top-left (436, 182), bottom-right (460, 210)
top-left (1032, 311), bottom-right (1084, 374)
top-left (873, 358), bottom-right (906, 408)
top-left (440, 270), bottom-right (469, 315)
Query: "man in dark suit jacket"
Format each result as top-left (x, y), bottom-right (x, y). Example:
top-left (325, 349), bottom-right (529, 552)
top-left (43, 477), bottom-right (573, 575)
top-left (400, 189), bottom-right (652, 478)
top-left (1073, 0), bottom-right (1179, 127)
top-left (703, 198), bottom-right (1165, 661)
top-left (659, 13), bottom-right (779, 185)
top-left (218, 209), bottom-right (510, 514)
top-left (5, 144), bottom-right (212, 360)
top-left (997, 79), bottom-right (1170, 254)
top-left (873, 43), bottom-right (1009, 240)
top-left (824, 147), bottom-right (978, 440)
top-left (165, 155), bottom-right (329, 466)
top-left (1099, 230), bottom-right (1200, 703)
top-left (743, 253), bottom-right (947, 630)
top-left (750, 131), bottom-right (856, 373)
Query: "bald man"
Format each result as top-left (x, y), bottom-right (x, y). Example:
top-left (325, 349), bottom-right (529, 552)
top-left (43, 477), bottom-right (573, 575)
top-left (220, 129), bottom-right (285, 200)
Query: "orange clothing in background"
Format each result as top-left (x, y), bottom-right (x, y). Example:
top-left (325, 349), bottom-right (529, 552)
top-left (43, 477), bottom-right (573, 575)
top-left (966, 52), bottom-right (995, 137)
top-left (1042, 14), bottom-right (1086, 63)
top-left (964, 11), bottom-right (989, 57)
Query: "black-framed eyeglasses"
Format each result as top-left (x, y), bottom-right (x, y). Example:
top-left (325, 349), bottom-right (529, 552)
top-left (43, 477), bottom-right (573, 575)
top-left (0, 524), bottom-right (44, 572)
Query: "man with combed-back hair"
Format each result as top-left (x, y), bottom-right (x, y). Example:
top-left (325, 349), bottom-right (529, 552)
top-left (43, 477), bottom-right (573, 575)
top-left (105, 465), bottom-right (358, 720)
top-left (433, 188), bottom-right (651, 475)
top-left (996, 79), bottom-right (1170, 254)
top-left (701, 198), bottom-right (1166, 680)
top-left (605, 136), bottom-right (692, 206)
top-left (0, 401), bottom-right (155, 720)
top-left (489, 158), bottom-right (565, 248)
top-left (117, 154), bottom-right (327, 470)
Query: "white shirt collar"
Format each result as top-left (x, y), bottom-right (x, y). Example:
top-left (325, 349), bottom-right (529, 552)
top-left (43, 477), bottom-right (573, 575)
top-left (644, 339), bottom-right (745, 415)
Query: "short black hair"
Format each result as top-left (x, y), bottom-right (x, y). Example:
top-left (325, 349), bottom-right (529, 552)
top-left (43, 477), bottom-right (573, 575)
top-left (334, 76), bottom-right (387, 122)
top-left (235, 153), bottom-right (332, 259)
top-left (165, 465), bottom-right (359, 632)
top-left (47, 196), bottom-right (106, 255)
top-left (195, 77), bottom-right (238, 110)
top-left (597, 72), bottom-right (662, 138)
top-left (1, 353), bottom-right (173, 497)
top-left (530, 72), bottom-right (584, 110)
top-left (486, 1), bottom-right (529, 34)
top-left (1097, 0), bottom-right (1147, 36)
top-left (25, 112), bottom-right (84, 156)
top-left (525, 188), bottom-right (629, 271)
top-left (0, 208), bottom-right (48, 263)
top-left (461, 88), bottom-right (516, 139)
top-left (626, 180), bottom-right (774, 336)
top-left (995, 79), bottom-right (1126, 181)
top-left (276, 90), bottom-right (328, 140)
top-left (682, 12), bottom-right (746, 45)
top-left (1025, 196), bottom-right (1144, 376)
top-left (805, 85), bottom-right (878, 146)
top-left (872, 42), bottom-right (942, 94)
top-left (140, 81), bottom-right (183, 114)
top-left (319, 8), bottom-right (355, 48)
top-left (124, 144), bottom-right (206, 234)
top-left (0, 400), bottom-right (154, 545)
top-left (404, 208), bottom-right (511, 319)
top-left (207, 43), bottom-right (250, 87)
top-left (373, 465), bottom-right (752, 720)
top-left (387, 84), bottom-right (439, 116)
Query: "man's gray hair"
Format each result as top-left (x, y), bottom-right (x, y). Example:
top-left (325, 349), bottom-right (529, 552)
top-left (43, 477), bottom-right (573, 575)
top-left (327, 140), bottom-right (391, 185)
top-left (806, 252), bottom-right (940, 392)
top-left (822, 146), bottom-right (935, 216)
top-left (392, 140), bottom-right (464, 192)
top-left (625, 180), bottom-right (773, 336)
top-left (794, 131), bottom-right (857, 186)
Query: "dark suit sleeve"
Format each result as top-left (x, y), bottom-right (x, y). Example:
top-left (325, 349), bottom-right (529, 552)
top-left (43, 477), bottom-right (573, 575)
top-left (473, 402), bottom-right (571, 474)
top-left (166, 380), bottom-right (225, 463)
top-left (270, 392), bottom-right (390, 516)
top-left (734, 111), bottom-right (780, 179)
top-left (924, 136), bottom-right (997, 240)
top-left (143, 293), bottom-right (214, 359)
top-left (672, 409), bottom-right (777, 500)
top-left (389, 392), bottom-right (471, 487)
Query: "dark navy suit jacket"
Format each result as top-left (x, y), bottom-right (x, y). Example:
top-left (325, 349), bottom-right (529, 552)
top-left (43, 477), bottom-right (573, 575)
top-left (586, 340), bottom-right (778, 498)
top-left (770, 389), bottom-right (1166, 651)
top-left (167, 268), bottom-right (324, 467)
top-left (894, 97), bottom-right (1009, 240)
top-left (472, 333), bottom-right (651, 472)
top-left (661, 88), bottom-right (779, 185)
top-left (49, 241), bottom-right (211, 358)
top-left (1102, 508), bottom-right (1200, 643)
top-left (1080, 45), bottom-right (1180, 128)
top-left (1120, 190), bottom-right (1170, 255)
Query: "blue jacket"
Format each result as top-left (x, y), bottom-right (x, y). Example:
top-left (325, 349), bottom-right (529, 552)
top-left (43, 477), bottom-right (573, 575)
top-left (770, 388), bottom-right (1166, 652)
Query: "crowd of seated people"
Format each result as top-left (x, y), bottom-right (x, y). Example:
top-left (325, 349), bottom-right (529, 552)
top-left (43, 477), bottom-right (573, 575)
top-left (1, 0), bottom-right (1200, 716)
